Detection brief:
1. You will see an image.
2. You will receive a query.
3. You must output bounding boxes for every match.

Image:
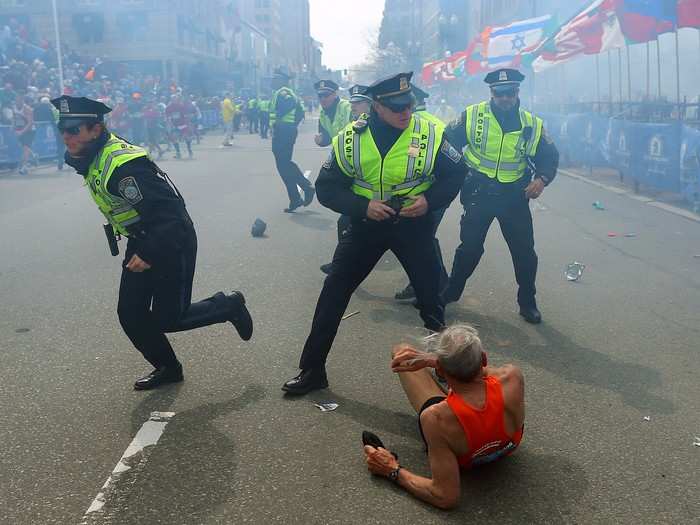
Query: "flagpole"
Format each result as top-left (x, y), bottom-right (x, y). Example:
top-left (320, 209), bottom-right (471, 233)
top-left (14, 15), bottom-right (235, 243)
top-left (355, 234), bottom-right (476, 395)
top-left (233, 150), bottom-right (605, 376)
top-left (595, 54), bottom-right (601, 113)
top-left (656, 37), bottom-right (661, 100)
top-left (51, 0), bottom-right (64, 95)
top-left (626, 44), bottom-right (632, 103)
top-left (617, 47), bottom-right (623, 112)
top-left (675, 29), bottom-right (681, 120)
top-left (608, 50), bottom-right (613, 114)
top-left (645, 41), bottom-right (650, 101)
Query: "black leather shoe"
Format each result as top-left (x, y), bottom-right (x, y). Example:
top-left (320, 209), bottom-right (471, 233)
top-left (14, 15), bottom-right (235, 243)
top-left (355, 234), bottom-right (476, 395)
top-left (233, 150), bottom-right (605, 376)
top-left (519, 306), bottom-right (542, 324)
top-left (394, 284), bottom-right (415, 301)
top-left (302, 186), bottom-right (315, 206)
top-left (282, 367), bottom-right (328, 395)
top-left (284, 200), bottom-right (303, 213)
top-left (320, 263), bottom-right (332, 275)
top-left (362, 431), bottom-right (398, 459)
top-left (226, 291), bottom-right (253, 340)
top-left (134, 363), bottom-right (183, 390)
top-left (440, 288), bottom-right (459, 305)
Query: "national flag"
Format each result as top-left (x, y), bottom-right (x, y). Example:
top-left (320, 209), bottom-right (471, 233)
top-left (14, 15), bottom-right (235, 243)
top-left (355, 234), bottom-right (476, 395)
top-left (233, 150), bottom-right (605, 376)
top-left (532, 0), bottom-right (626, 72)
top-left (677, 0), bottom-right (700, 28)
top-left (420, 51), bottom-right (469, 86)
top-left (617, 0), bottom-right (677, 43)
top-left (480, 15), bottom-right (555, 70)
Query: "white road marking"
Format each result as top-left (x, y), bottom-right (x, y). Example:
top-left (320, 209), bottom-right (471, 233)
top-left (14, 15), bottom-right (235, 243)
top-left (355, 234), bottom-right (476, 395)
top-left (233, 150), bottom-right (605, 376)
top-left (82, 411), bottom-right (175, 519)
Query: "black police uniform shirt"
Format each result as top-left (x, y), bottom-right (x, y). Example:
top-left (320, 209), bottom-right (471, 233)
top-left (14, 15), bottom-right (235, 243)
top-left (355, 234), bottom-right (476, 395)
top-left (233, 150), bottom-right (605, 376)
top-left (446, 100), bottom-right (559, 186)
top-left (65, 131), bottom-right (189, 266)
top-left (316, 112), bottom-right (469, 218)
top-left (317, 96), bottom-right (340, 147)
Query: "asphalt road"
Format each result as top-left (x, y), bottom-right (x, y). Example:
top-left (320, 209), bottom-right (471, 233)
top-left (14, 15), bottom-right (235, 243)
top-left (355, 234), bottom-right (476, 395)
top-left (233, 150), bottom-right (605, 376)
top-left (1, 117), bottom-right (699, 525)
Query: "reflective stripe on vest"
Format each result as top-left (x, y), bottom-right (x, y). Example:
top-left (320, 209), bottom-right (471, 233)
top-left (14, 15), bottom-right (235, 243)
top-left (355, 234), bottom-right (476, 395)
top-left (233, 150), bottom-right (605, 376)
top-left (270, 87), bottom-right (297, 125)
top-left (319, 99), bottom-right (352, 138)
top-left (464, 101), bottom-right (542, 183)
top-left (332, 115), bottom-right (443, 201)
top-left (86, 134), bottom-right (149, 237)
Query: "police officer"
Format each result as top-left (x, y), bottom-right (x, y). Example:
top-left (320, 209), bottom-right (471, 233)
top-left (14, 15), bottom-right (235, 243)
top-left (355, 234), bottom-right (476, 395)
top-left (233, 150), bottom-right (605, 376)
top-left (258, 94), bottom-right (270, 139)
top-left (395, 84), bottom-right (450, 302)
top-left (52, 95), bottom-right (254, 390)
top-left (282, 72), bottom-right (469, 395)
top-left (270, 68), bottom-right (315, 212)
top-left (314, 79), bottom-right (352, 147)
top-left (319, 84), bottom-right (372, 275)
top-left (441, 69), bottom-right (559, 324)
top-left (247, 96), bottom-right (259, 134)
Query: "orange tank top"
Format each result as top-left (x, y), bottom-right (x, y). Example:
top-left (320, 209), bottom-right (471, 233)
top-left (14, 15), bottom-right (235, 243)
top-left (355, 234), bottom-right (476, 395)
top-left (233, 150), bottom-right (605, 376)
top-left (445, 375), bottom-right (523, 469)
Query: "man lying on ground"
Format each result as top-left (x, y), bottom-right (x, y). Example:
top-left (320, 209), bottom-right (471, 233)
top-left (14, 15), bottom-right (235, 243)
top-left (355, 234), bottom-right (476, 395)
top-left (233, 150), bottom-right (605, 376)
top-left (362, 324), bottom-right (525, 509)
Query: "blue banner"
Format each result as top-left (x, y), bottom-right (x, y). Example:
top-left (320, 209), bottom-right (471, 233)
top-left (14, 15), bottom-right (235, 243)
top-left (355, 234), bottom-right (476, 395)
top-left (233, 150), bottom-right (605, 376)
top-left (200, 109), bottom-right (222, 129)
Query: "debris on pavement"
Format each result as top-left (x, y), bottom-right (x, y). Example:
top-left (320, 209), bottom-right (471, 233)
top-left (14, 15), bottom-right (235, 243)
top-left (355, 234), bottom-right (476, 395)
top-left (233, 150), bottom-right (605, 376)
top-left (251, 218), bottom-right (267, 237)
top-left (565, 262), bottom-right (585, 282)
top-left (693, 436), bottom-right (700, 447)
top-left (341, 310), bottom-right (360, 321)
top-left (14, 328), bottom-right (30, 333)
top-left (643, 416), bottom-right (651, 422)
top-left (592, 201), bottom-right (606, 210)
top-left (624, 233), bottom-right (637, 238)
top-left (315, 402), bottom-right (339, 412)
top-left (607, 232), bottom-right (618, 237)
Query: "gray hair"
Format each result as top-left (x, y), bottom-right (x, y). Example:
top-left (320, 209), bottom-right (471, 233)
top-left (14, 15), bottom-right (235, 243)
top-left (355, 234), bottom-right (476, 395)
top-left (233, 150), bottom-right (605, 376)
top-left (427, 324), bottom-right (484, 382)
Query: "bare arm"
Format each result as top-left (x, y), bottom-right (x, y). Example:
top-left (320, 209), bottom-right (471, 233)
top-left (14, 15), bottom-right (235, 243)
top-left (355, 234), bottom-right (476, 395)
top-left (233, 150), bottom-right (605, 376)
top-left (365, 408), bottom-right (461, 509)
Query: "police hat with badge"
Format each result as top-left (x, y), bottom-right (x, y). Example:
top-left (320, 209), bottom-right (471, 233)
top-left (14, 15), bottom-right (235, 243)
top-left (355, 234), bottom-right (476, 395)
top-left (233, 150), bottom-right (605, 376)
top-left (484, 68), bottom-right (525, 95)
top-left (50, 95), bottom-right (111, 133)
top-left (349, 84), bottom-right (371, 103)
top-left (314, 79), bottom-right (339, 97)
top-left (367, 72), bottom-right (414, 112)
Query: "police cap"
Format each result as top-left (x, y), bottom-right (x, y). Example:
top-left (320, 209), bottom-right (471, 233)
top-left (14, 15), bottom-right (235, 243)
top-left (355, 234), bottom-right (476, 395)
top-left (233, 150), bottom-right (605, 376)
top-left (484, 68), bottom-right (525, 94)
top-left (50, 95), bottom-right (111, 131)
top-left (349, 84), bottom-right (371, 103)
top-left (367, 72), bottom-right (413, 111)
top-left (314, 79), bottom-right (339, 96)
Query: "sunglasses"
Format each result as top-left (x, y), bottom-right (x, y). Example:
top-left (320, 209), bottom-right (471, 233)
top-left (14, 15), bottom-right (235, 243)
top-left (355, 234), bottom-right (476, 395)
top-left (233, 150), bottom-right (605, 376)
top-left (492, 89), bottom-right (518, 98)
top-left (317, 92), bottom-right (334, 99)
top-left (384, 103), bottom-right (412, 113)
top-left (59, 125), bottom-right (83, 135)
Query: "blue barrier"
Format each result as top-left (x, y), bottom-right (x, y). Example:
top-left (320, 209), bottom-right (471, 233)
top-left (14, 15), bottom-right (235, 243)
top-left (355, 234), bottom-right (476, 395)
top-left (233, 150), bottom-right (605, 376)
top-left (200, 109), bottom-right (222, 129)
top-left (0, 125), bottom-right (21, 164)
top-left (32, 121), bottom-right (59, 160)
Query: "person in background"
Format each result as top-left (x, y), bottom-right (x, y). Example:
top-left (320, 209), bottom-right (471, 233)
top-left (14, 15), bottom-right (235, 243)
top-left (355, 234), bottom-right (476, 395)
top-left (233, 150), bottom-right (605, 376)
top-left (221, 92), bottom-right (236, 146)
top-left (13, 93), bottom-right (34, 175)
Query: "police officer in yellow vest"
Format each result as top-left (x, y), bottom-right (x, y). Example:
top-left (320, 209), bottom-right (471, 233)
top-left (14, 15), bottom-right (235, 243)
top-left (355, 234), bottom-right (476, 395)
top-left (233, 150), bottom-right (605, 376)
top-left (282, 72), bottom-right (469, 395)
top-left (441, 69), bottom-right (559, 324)
top-left (314, 79), bottom-right (352, 147)
top-left (270, 67), bottom-right (314, 212)
top-left (319, 84), bottom-right (373, 275)
top-left (258, 94), bottom-right (270, 139)
top-left (52, 95), bottom-right (254, 390)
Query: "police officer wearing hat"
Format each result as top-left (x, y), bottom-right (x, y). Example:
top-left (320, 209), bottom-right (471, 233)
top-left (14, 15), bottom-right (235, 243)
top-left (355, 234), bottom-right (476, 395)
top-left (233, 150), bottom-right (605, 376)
top-left (319, 84), bottom-right (371, 275)
top-left (349, 84), bottom-right (372, 119)
top-left (441, 68), bottom-right (559, 324)
top-left (270, 67), bottom-right (314, 213)
top-left (314, 79), bottom-right (352, 147)
top-left (52, 95), bottom-right (254, 390)
top-left (282, 72), bottom-right (470, 395)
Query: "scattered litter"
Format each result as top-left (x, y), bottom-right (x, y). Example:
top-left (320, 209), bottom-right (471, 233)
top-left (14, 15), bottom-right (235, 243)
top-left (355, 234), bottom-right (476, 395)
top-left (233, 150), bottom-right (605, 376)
top-left (565, 262), bottom-right (585, 282)
top-left (315, 402), bottom-right (339, 412)
top-left (607, 232), bottom-right (618, 237)
top-left (14, 328), bottom-right (30, 333)
top-left (643, 416), bottom-right (651, 422)
top-left (251, 218), bottom-right (267, 238)
top-left (624, 233), bottom-right (637, 238)
top-left (693, 437), bottom-right (700, 447)
top-left (592, 201), bottom-right (606, 210)
top-left (693, 255), bottom-right (700, 259)
top-left (341, 310), bottom-right (360, 321)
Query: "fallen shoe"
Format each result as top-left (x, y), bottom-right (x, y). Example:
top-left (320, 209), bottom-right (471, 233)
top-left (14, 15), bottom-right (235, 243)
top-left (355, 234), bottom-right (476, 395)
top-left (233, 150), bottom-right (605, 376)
top-left (134, 363), bottom-right (183, 390)
top-left (227, 291), bottom-right (254, 340)
top-left (361, 431), bottom-right (398, 459)
top-left (282, 367), bottom-right (328, 395)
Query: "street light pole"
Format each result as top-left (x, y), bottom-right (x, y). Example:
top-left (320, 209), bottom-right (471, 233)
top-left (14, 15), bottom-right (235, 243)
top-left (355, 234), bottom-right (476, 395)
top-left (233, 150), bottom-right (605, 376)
top-left (51, 0), bottom-right (65, 94)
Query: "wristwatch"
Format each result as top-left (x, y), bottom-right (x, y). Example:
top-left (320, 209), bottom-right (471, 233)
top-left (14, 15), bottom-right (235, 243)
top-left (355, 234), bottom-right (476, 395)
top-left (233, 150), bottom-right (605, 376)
top-left (388, 466), bottom-right (401, 484)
